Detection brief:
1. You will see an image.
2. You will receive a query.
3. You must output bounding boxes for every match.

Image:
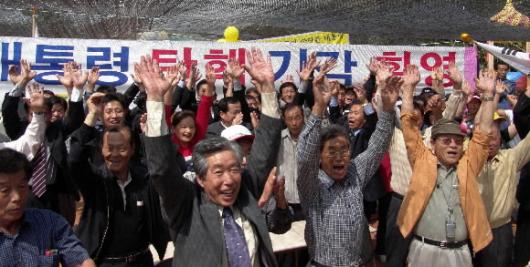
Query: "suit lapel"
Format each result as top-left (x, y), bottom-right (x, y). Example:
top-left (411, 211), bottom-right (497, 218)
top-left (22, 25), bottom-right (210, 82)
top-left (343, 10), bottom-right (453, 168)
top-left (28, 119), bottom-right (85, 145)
top-left (199, 192), bottom-right (226, 264)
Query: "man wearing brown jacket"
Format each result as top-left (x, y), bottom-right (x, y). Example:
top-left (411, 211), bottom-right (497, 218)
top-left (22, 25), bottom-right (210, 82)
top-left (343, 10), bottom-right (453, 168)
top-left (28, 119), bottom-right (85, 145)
top-left (397, 66), bottom-right (496, 266)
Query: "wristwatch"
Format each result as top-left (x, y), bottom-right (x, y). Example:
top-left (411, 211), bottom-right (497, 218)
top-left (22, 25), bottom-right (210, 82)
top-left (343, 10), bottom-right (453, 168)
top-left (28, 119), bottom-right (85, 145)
top-left (481, 95), bottom-right (494, 101)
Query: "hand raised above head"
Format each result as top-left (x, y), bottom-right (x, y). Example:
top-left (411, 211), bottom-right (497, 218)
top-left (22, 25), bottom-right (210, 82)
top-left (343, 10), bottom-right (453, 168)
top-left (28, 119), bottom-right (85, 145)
top-left (244, 47), bottom-right (275, 92)
top-left (298, 52), bottom-right (319, 81)
top-left (476, 69), bottom-right (497, 95)
top-left (226, 58), bottom-right (245, 79)
top-left (27, 83), bottom-right (46, 114)
top-left (402, 64), bottom-right (420, 90)
top-left (380, 76), bottom-right (403, 112)
top-left (134, 55), bottom-right (173, 102)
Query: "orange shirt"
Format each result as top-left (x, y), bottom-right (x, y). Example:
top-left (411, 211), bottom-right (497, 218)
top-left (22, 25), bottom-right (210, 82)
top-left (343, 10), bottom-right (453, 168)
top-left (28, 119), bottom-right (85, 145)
top-left (397, 111), bottom-right (492, 252)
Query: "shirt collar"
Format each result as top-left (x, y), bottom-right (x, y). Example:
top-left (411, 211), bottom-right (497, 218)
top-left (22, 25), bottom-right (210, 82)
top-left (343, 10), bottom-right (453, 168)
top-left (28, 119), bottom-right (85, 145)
top-left (117, 172), bottom-right (133, 188)
top-left (319, 169), bottom-right (351, 189)
top-left (281, 129), bottom-right (297, 141)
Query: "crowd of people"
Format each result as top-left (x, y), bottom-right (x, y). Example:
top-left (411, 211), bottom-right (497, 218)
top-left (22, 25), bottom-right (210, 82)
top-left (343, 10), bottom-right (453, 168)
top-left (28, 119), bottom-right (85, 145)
top-left (0, 46), bottom-right (529, 267)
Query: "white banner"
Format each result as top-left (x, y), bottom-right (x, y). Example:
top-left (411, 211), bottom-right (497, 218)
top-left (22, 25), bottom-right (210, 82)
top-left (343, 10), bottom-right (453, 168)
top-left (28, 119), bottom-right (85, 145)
top-left (0, 37), bottom-right (474, 95)
top-left (475, 41), bottom-right (530, 75)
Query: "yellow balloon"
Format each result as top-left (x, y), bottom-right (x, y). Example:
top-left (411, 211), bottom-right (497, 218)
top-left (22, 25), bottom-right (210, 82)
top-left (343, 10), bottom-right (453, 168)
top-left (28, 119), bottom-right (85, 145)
top-left (224, 26), bottom-right (239, 42)
top-left (217, 38), bottom-right (227, 43)
top-left (460, 32), bottom-right (472, 43)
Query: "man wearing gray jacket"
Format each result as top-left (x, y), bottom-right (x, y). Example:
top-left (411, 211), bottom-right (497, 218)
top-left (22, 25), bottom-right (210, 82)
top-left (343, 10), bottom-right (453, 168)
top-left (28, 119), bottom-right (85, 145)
top-left (139, 48), bottom-right (282, 267)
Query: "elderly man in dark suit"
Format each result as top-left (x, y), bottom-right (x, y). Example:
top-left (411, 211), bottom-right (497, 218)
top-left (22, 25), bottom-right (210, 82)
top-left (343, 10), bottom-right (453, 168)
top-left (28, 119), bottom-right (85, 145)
top-left (138, 48), bottom-right (281, 267)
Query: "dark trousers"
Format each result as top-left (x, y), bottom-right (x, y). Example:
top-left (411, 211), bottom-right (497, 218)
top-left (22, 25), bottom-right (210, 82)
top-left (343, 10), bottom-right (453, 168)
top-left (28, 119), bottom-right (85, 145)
top-left (476, 222), bottom-right (513, 267)
top-left (385, 193), bottom-right (412, 267)
top-left (98, 251), bottom-right (154, 267)
top-left (375, 193), bottom-right (391, 255)
top-left (514, 209), bottom-right (530, 267)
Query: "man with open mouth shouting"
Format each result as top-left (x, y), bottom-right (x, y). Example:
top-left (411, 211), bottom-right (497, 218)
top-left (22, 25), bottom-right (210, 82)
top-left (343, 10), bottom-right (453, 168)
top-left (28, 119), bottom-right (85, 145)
top-left (297, 64), bottom-right (400, 267)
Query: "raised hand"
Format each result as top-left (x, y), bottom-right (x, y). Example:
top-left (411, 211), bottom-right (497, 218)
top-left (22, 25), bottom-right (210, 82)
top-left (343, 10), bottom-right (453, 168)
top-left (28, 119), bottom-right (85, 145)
top-left (204, 63), bottom-right (216, 97)
top-left (177, 61), bottom-right (187, 81)
top-left (185, 62), bottom-right (201, 91)
top-left (312, 72), bottom-right (333, 115)
top-left (86, 92), bottom-right (105, 116)
top-left (27, 83), bottom-right (46, 114)
top-left (298, 52), bottom-right (319, 81)
top-left (86, 66), bottom-right (100, 93)
top-left (164, 64), bottom-right (181, 88)
top-left (320, 57), bottom-right (338, 75)
top-left (402, 64), bottom-right (420, 90)
top-left (258, 167), bottom-right (277, 208)
top-left (71, 63), bottom-right (89, 89)
top-left (226, 58), bottom-right (245, 79)
top-left (447, 62), bottom-right (462, 89)
top-left (380, 76), bottom-right (403, 112)
top-left (244, 47), bottom-right (275, 92)
top-left (57, 62), bottom-right (74, 89)
top-left (10, 59), bottom-right (36, 86)
top-left (476, 69), bottom-right (497, 95)
top-left (134, 55), bottom-right (174, 102)
top-left (366, 57), bottom-right (381, 75)
top-left (375, 61), bottom-right (393, 86)
top-left (495, 80), bottom-right (507, 95)
top-left (431, 66), bottom-right (444, 90)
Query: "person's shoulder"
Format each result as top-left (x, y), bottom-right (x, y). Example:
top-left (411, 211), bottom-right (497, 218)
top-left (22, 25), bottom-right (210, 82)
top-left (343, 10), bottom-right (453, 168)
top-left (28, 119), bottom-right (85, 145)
top-left (25, 208), bottom-right (65, 221)
top-left (23, 208), bottom-right (68, 229)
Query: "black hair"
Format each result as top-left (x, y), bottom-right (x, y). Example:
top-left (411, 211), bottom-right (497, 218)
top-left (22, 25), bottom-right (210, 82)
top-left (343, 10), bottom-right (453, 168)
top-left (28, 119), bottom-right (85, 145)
top-left (319, 125), bottom-right (349, 152)
top-left (218, 97), bottom-right (240, 113)
top-left (0, 149), bottom-right (32, 180)
top-left (279, 82), bottom-right (298, 96)
top-left (102, 93), bottom-right (127, 112)
top-left (102, 125), bottom-right (134, 146)
top-left (96, 85), bottom-right (117, 94)
top-left (282, 102), bottom-right (304, 117)
top-left (171, 110), bottom-right (196, 127)
top-left (47, 95), bottom-right (67, 111)
top-left (245, 87), bottom-right (261, 103)
top-left (494, 61), bottom-right (510, 70)
top-left (195, 79), bottom-right (208, 92)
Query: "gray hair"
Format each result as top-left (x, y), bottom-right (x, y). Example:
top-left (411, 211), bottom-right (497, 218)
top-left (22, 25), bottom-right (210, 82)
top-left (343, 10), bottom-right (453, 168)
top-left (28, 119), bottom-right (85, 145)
top-left (192, 136), bottom-right (243, 179)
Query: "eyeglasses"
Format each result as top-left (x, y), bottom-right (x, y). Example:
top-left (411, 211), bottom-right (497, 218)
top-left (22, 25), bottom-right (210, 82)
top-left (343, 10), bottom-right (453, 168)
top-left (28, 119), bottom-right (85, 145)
top-left (325, 149), bottom-right (350, 159)
top-left (438, 136), bottom-right (464, 146)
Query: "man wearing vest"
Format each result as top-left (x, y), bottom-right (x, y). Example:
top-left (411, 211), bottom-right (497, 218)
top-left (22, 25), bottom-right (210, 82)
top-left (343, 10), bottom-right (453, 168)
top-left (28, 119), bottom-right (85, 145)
top-left (397, 66), bottom-right (496, 266)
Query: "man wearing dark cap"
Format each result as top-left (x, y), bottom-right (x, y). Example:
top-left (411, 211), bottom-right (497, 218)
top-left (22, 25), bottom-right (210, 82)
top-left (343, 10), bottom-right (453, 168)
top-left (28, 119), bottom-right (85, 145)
top-left (397, 66), bottom-right (497, 266)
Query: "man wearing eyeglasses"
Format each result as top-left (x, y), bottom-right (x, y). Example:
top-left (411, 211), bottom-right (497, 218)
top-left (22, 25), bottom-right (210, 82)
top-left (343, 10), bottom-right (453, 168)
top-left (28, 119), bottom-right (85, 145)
top-left (297, 70), bottom-right (401, 266)
top-left (396, 66), bottom-right (497, 267)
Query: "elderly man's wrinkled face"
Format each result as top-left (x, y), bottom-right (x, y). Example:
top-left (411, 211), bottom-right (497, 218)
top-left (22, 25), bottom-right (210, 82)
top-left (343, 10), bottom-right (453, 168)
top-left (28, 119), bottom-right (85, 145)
top-left (197, 150), bottom-right (242, 207)
top-left (320, 136), bottom-right (351, 182)
top-left (284, 107), bottom-right (304, 138)
top-left (102, 130), bottom-right (134, 175)
top-left (431, 134), bottom-right (464, 167)
top-left (220, 103), bottom-right (241, 126)
top-left (0, 170), bottom-right (29, 228)
top-left (347, 104), bottom-right (365, 130)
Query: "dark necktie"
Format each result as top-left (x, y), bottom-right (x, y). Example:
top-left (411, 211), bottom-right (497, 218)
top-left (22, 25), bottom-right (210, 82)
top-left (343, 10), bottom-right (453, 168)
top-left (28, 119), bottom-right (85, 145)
top-left (30, 144), bottom-right (48, 197)
top-left (222, 207), bottom-right (252, 267)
